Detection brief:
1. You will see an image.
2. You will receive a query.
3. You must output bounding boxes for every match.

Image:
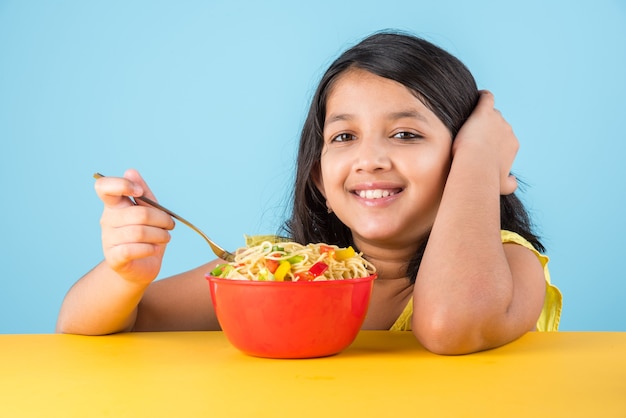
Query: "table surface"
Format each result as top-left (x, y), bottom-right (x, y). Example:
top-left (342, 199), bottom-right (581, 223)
top-left (0, 331), bottom-right (624, 417)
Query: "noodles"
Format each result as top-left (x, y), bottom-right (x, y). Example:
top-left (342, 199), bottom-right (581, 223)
top-left (210, 241), bottom-right (377, 282)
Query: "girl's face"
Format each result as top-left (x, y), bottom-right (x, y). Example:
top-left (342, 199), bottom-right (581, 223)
top-left (316, 68), bottom-right (452, 251)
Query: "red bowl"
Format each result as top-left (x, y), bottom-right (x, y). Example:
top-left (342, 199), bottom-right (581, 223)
top-left (205, 274), bottom-right (376, 359)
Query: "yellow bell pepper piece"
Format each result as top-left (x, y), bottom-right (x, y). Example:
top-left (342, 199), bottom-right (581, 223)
top-left (274, 260), bottom-right (291, 281)
top-left (334, 246), bottom-right (356, 261)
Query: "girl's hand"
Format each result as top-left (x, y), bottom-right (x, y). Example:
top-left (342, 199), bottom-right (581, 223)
top-left (452, 90), bottom-right (519, 195)
top-left (94, 169), bottom-right (175, 285)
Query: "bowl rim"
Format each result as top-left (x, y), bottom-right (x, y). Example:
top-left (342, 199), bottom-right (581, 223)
top-left (205, 273), bottom-right (377, 286)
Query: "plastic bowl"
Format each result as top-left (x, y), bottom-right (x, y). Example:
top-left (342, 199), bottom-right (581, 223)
top-left (205, 274), bottom-right (377, 359)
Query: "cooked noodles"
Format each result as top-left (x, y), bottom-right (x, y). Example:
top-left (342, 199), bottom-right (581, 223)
top-left (210, 241), bottom-right (376, 282)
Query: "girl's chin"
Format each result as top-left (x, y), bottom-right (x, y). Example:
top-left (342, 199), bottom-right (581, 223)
top-left (348, 221), bottom-right (428, 248)
top-left (350, 228), bottom-right (404, 245)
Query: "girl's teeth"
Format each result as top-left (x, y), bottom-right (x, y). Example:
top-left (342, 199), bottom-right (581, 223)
top-left (358, 189), bottom-right (392, 199)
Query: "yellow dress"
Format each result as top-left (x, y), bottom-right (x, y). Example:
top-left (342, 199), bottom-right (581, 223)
top-left (390, 230), bottom-right (563, 331)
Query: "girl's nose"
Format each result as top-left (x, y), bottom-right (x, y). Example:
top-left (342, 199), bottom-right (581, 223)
top-left (353, 138), bottom-right (392, 172)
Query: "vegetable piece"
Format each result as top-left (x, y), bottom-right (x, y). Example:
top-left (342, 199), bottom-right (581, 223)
top-left (273, 261), bottom-right (291, 281)
top-left (320, 245), bottom-right (335, 259)
top-left (294, 261), bottom-right (328, 281)
top-left (294, 271), bottom-right (315, 281)
top-left (210, 264), bottom-right (232, 277)
top-left (257, 267), bottom-right (274, 281)
top-left (210, 264), bottom-right (225, 276)
top-left (308, 261), bottom-right (328, 277)
top-left (334, 246), bottom-right (356, 261)
top-left (287, 255), bottom-right (304, 264)
top-left (265, 258), bottom-right (280, 273)
top-left (320, 245), bottom-right (356, 261)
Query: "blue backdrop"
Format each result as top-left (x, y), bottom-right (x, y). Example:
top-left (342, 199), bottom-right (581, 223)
top-left (1, 0), bottom-right (624, 333)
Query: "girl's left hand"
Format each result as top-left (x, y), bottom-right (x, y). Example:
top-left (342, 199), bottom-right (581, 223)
top-left (452, 90), bottom-right (519, 195)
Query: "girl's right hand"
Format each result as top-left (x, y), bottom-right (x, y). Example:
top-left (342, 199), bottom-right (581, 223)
top-left (452, 90), bottom-right (519, 196)
top-left (94, 169), bottom-right (175, 285)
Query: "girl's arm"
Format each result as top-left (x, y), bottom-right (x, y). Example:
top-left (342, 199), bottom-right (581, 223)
top-left (56, 260), bottom-right (221, 334)
top-left (56, 169), bottom-right (219, 334)
top-left (412, 91), bottom-right (546, 355)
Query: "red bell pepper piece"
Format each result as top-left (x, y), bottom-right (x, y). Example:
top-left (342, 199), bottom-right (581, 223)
top-left (265, 258), bottom-right (280, 273)
top-left (308, 261), bottom-right (328, 277)
top-left (294, 261), bottom-right (329, 281)
top-left (294, 271), bottom-right (315, 281)
top-left (320, 245), bottom-right (335, 259)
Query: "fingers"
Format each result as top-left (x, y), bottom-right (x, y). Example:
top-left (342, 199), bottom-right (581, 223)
top-left (100, 204), bottom-right (175, 235)
top-left (456, 91), bottom-right (521, 196)
top-left (123, 168), bottom-right (160, 203)
top-left (103, 224), bottom-right (172, 263)
top-left (96, 169), bottom-right (175, 255)
top-left (94, 171), bottom-right (144, 209)
top-left (103, 240), bottom-right (167, 284)
top-left (94, 168), bottom-right (163, 208)
top-left (475, 90), bottom-right (506, 124)
top-left (100, 203), bottom-right (174, 279)
top-left (476, 89), bottom-right (495, 111)
top-left (93, 169), bottom-right (175, 283)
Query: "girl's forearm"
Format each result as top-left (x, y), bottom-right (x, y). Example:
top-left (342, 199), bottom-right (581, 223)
top-left (56, 261), bottom-right (148, 335)
top-left (412, 145), bottom-right (514, 353)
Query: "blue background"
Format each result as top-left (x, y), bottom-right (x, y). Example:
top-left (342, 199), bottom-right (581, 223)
top-left (1, 1), bottom-right (624, 334)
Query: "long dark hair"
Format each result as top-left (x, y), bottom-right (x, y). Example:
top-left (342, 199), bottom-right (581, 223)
top-left (282, 31), bottom-right (544, 283)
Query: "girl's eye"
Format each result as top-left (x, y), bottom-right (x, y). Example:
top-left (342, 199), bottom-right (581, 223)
top-left (330, 133), bottom-right (356, 143)
top-left (393, 131), bottom-right (421, 141)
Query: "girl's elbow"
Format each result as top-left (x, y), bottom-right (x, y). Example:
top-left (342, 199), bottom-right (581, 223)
top-left (412, 314), bottom-right (487, 355)
top-left (55, 314), bottom-right (74, 334)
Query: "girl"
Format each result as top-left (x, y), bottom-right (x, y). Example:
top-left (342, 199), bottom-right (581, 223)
top-left (57, 31), bottom-right (561, 354)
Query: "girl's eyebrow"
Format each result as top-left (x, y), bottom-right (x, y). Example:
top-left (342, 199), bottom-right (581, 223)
top-left (325, 110), bottom-right (430, 126)
top-left (388, 110), bottom-right (429, 123)
top-left (325, 113), bottom-right (353, 125)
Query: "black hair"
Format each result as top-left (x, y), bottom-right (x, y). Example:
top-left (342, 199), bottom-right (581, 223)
top-left (282, 30), bottom-right (544, 283)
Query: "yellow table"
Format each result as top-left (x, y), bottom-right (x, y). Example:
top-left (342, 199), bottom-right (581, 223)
top-left (0, 331), bottom-right (624, 417)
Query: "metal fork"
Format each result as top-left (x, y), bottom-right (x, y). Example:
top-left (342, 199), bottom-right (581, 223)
top-left (93, 173), bottom-right (235, 262)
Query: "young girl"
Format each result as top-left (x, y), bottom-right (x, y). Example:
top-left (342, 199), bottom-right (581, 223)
top-left (57, 31), bottom-right (561, 354)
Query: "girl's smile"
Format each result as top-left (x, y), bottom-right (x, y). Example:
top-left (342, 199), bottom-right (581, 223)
top-left (350, 182), bottom-right (403, 206)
